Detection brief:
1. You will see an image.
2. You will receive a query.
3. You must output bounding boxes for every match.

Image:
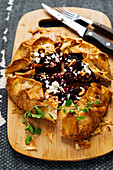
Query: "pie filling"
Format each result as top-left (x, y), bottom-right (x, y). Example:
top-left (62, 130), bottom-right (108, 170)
top-left (34, 72), bottom-right (88, 105)
top-left (16, 48), bottom-right (106, 106)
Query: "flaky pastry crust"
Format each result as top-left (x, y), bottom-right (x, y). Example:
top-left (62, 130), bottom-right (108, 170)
top-left (60, 83), bottom-right (112, 140)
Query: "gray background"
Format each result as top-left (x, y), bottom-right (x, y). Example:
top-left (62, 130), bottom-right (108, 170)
top-left (0, 0), bottom-right (113, 169)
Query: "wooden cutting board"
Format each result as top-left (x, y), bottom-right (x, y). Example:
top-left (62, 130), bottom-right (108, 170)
top-left (7, 7), bottom-right (113, 161)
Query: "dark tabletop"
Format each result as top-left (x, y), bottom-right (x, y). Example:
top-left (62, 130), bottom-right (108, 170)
top-left (0, 0), bottom-right (113, 169)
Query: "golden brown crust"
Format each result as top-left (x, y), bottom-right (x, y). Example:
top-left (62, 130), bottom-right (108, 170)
top-left (5, 43), bottom-right (32, 74)
top-left (83, 53), bottom-right (111, 80)
top-left (15, 69), bottom-right (35, 78)
top-left (6, 74), bottom-right (44, 110)
top-left (60, 83), bottom-right (112, 140)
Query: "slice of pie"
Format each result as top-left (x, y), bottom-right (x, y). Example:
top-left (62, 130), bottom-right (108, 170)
top-left (60, 83), bottom-right (112, 140)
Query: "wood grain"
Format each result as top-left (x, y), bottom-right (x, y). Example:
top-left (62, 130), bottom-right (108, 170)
top-left (7, 7), bottom-right (113, 161)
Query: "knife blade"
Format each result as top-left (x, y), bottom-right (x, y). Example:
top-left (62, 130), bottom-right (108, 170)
top-left (42, 3), bottom-right (113, 53)
top-left (54, 8), bottom-right (113, 38)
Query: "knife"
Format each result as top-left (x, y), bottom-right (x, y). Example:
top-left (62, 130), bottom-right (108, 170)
top-left (42, 3), bottom-right (113, 53)
top-left (54, 7), bottom-right (113, 38)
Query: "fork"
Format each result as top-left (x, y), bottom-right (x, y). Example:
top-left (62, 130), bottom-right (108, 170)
top-left (54, 7), bottom-right (92, 25)
top-left (54, 7), bottom-right (113, 37)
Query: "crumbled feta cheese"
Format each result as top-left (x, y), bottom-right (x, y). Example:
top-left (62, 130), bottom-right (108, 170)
top-left (77, 71), bottom-right (80, 74)
top-left (59, 86), bottom-right (65, 92)
top-left (48, 81), bottom-right (60, 94)
top-left (52, 54), bottom-right (56, 58)
top-left (67, 93), bottom-right (70, 99)
top-left (33, 51), bottom-right (39, 57)
top-left (73, 72), bottom-right (77, 76)
top-left (81, 63), bottom-right (91, 75)
top-left (62, 100), bottom-right (66, 106)
top-left (45, 80), bottom-right (49, 88)
top-left (36, 57), bottom-right (40, 63)
top-left (67, 59), bottom-right (71, 62)
top-left (52, 81), bottom-right (60, 88)
top-left (60, 57), bottom-right (62, 60)
top-left (40, 53), bottom-right (45, 58)
top-left (47, 56), bottom-right (51, 60)
top-left (70, 67), bottom-right (73, 71)
top-left (55, 57), bottom-right (60, 63)
top-left (46, 95), bottom-right (49, 99)
top-left (45, 60), bottom-right (49, 64)
top-left (56, 53), bottom-right (59, 57)
top-left (81, 62), bottom-right (84, 66)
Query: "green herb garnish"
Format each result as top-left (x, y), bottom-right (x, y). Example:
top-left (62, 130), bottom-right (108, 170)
top-left (75, 104), bottom-right (78, 110)
top-left (22, 112), bottom-right (26, 123)
top-left (22, 104), bottom-right (53, 145)
top-left (49, 114), bottom-right (54, 120)
top-left (86, 102), bottom-right (92, 110)
top-left (46, 106), bottom-right (49, 109)
top-left (34, 106), bottom-right (45, 119)
top-left (25, 135), bottom-right (32, 145)
top-left (32, 114), bottom-right (41, 119)
top-left (25, 123), bottom-right (34, 134)
top-left (33, 128), bottom-right (41, 135)
top-left (77, 116), bottom-right (85, 121)
top-left (59, 95), bottom-right (102, 121)
top-left (80, 108), bottom-right (87, 113)
top-left (65, 99), bottom-right (73, 107)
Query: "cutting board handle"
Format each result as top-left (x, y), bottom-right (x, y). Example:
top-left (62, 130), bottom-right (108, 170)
top-left (39, 19), bottom-right (66, 28)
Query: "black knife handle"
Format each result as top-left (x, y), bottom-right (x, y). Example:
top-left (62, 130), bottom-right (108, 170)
top-left (92, 21), bottom-right (113, 37)
top-left (83, 29), bottom-right (113, 53)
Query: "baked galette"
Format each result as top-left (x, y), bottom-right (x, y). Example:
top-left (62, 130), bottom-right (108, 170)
top-left (5, 28), bottom-right (112, 141)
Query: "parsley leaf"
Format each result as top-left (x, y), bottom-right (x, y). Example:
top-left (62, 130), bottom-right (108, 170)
top-left (86, 102), bottom-right (92, 110)
top-left (25, 135), bottom-right (32, 145)
top-left (22, 112), bottom-right (26, 123)
top-left (25, 125), bottom-right (29, 131)
top-left (33, 128), bottom-right (41, 135)
top-left (26, 111), bottom-right (31, 115)
top-left (77, 116), bottom-right (85, 121)
top-left (95, 99), bottom-right (100, 104)
top-left (27, 113), bottom-right (32, 118)
top-left (37, 108), bottom-right (45, 119)
top-left (59, 106), bottom-right (63, 109)
top-left (65, 99), bottom-right (73, 107)
top-left (69, 110), bottom-right (75, 113)
top-left (59, 106), bottom-right (69, 113)
top-left (34, 106), bottom-right (38, 110)
top-left (80, 108), bottom-right (87, 113)
top-left (62, 108), bottom-right (69, 113)
top-left (46, 106), bottom-right (49, 109)
top-left (49, 114), bottom-right (53, 120)
top-left (34, 106), bottom-right (45, 119)
top-left (25, 123), bottom-right (34, 134)
top-left (75, 104), bottom-right (78, 110)
top-left (32, 114), bottom-right (41, 119)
